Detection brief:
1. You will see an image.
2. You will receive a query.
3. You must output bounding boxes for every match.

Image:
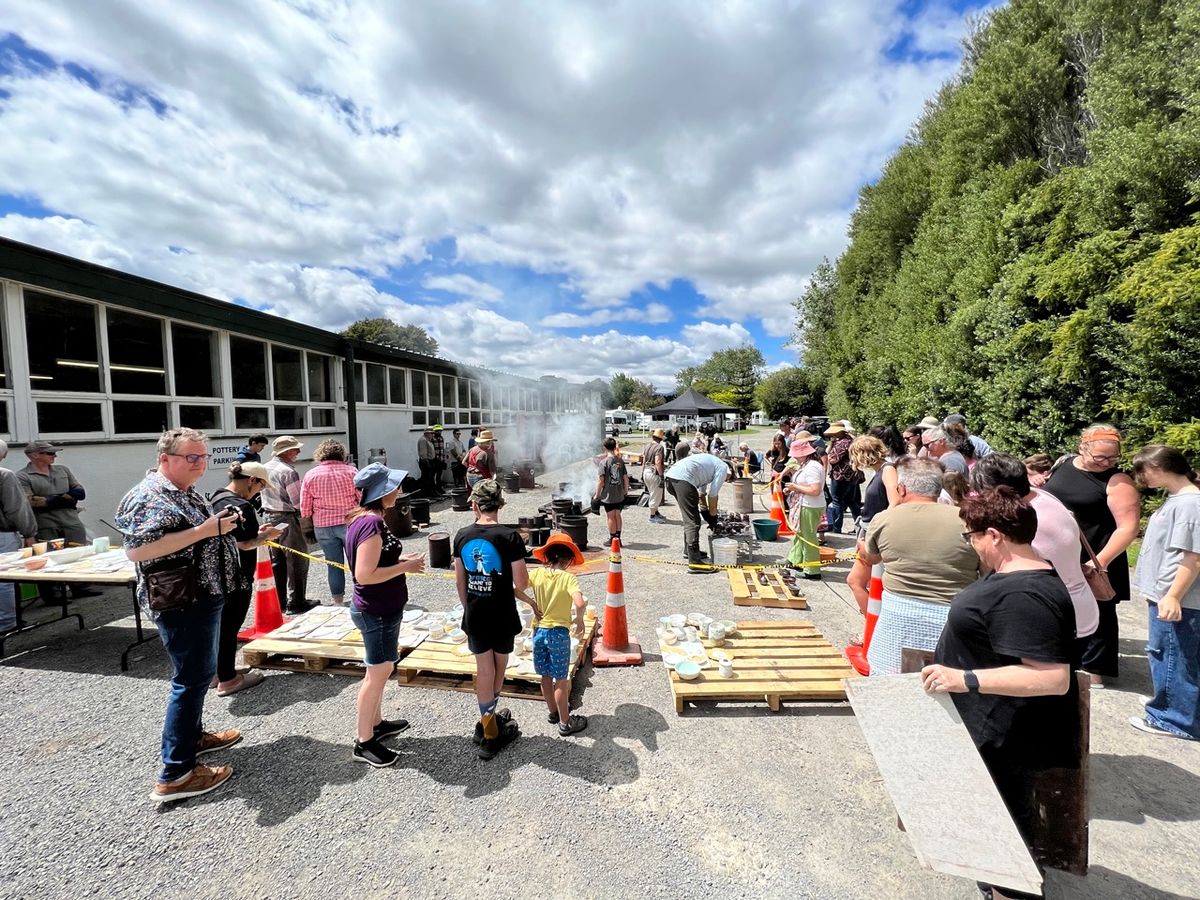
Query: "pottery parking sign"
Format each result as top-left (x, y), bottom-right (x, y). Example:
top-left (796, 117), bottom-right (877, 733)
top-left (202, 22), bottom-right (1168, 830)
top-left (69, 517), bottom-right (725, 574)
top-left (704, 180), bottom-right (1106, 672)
top-left (209, 443), bottom-right (242, 468)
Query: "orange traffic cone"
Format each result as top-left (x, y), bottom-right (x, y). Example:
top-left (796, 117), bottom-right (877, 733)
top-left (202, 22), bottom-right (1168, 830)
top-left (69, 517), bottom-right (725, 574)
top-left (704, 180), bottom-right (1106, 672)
top-left (591, 538), bottom-right (643, 666)
top-left (846, 562), bottom-right (883, 675)
top-left (768, 482), bottom-right (794, 537)
top-left (237, 545), bottom-right (291, 641)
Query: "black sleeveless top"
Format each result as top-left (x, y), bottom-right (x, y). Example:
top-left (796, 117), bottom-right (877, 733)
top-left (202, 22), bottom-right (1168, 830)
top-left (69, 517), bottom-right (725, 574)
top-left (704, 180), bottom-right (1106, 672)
top-left (1043, 457), bottom-right (1130, 601)
top-left (861, 461), bottom-right (894, 526)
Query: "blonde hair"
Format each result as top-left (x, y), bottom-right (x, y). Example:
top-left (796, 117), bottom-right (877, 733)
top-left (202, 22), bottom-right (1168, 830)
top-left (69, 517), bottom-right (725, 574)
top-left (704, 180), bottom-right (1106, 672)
top-left (157, 428), bottom-right (208, 455)
top-left (849, 435), bottom-right (888, 471)
top-left (1081, 423), bottom-right (1121, 445)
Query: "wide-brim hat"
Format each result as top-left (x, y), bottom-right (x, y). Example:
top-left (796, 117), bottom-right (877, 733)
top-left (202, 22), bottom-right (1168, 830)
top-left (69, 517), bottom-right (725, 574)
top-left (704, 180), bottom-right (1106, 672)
top-left (652, 429), bottom-right (665, 439)
top-left (354, 462), bottom-right (408, 504)
top-left (823, 423), bottom-right (846, 436)
top-left (916, 416), bottom-right (941, 430)
top-left (790, 440), bottom-right (818, 459)
top-left (790, 430), bottom-right (815, 443)
top-left (476, 430), bottom-right (495, 445)
top-left (532, 531), bottom-right (584, 567)
top-left (273, 435), bottom-right (303, 454)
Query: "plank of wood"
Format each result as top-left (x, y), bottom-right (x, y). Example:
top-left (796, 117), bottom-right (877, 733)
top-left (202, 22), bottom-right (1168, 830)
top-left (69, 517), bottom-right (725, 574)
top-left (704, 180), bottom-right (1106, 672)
top-left (845, 674), bottom-right (1043, 897)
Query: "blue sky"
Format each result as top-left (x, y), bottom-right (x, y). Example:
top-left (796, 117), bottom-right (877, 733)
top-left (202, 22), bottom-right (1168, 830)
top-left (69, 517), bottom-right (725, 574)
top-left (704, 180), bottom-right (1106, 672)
top-left (0, 2), bottom-right (995, 390)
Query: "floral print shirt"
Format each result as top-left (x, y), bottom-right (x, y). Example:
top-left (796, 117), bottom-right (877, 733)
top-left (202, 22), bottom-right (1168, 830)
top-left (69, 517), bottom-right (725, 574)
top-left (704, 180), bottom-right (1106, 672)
top-left (115, 470), bottom-right (242, 620)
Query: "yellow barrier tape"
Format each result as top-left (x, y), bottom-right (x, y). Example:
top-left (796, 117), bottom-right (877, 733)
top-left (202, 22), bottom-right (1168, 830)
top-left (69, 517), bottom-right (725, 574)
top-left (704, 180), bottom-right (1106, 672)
top-left (263, 540), bottom-right (457, 580)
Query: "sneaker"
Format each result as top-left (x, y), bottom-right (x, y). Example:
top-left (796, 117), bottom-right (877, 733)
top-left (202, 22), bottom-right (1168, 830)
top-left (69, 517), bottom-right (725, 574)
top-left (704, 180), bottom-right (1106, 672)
top-left (472, 708), bottom-right (512, 745)
top-left (687, 563), bottom-right (714, 575)
top-left (373, 718), bottom-right (410, 741)
top-left (802, 572), bottom-right (823, 581)
top-left (547, 710), bottom-right (561, 725)
top-left (150, 763), bottom-right (232, 803)
top-left (558, 714), bottom-right (588, 736)
top-left (1128, 715), bottom-right (1190, 739)
top-left (352, 738), bottom-right (399, 767)
top-left (196, 728), bottom-right (242, 757)
top-left (478, 719), bottom-right (520, 760)
top-left (1137, 694), bottom-right (1154, 707)
top-left (649, 514), bottom-right (668, 524)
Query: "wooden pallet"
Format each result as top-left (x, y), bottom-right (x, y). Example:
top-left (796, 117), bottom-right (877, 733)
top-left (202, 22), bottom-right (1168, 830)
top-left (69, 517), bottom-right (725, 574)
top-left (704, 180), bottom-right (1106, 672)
top-left (668, 620), bottom-right (857, 713)
top-left (727, 568), bottom-right (808, 609)
top-left (395, 614), bottom-right (598, 699)
top-left (241, 635), bottom-right (378, 675)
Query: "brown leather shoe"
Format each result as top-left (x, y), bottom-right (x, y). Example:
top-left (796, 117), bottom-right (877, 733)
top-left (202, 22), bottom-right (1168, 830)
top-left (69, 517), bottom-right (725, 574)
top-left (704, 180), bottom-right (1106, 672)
top-left (196, 728), bottom-right (242, 756)
top-left (150, 764), bottom-right (232, 803)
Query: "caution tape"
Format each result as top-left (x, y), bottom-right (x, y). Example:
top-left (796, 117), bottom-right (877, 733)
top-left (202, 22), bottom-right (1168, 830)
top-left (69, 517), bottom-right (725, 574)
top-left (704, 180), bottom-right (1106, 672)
top-left (263, 540), bottom-right (456, 580)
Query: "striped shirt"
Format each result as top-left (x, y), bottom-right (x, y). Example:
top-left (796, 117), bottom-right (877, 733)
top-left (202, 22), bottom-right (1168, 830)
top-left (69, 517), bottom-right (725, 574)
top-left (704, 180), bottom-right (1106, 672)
top-left (300, 460), bottom-right (359, 527)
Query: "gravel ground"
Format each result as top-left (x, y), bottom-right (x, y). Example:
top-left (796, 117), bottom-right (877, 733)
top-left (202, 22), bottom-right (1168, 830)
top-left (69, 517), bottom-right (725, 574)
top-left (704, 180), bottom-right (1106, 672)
top-left (1, 434), bottom-right (1197, 899)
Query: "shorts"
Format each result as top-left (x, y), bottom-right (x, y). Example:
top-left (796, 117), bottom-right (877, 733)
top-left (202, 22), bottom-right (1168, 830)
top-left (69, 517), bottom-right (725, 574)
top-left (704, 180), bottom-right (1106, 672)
top-left (467, 629), bottom-right (516, 655)
top-left (350, 607), bottom-right (403, 666)
top-left (533, 626), bottom-right (571, 681)
top-left (598, 501), bottom-right (624, 512)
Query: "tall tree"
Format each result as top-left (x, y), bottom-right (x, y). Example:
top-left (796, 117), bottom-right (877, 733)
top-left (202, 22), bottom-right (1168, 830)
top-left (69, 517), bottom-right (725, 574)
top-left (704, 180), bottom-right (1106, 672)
top-left (608, 372), bottom-right (639, 408)
top-left (755, 367), bottom-right (823, 419)
top-left (674, 345), bottom-right (766, 405)
top-left (342, 318), bottom-right (439, 355)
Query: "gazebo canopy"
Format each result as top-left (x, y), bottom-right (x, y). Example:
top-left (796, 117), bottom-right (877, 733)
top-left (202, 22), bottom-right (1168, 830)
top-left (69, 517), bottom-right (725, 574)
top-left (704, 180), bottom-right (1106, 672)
top-left (644, 387), bottom-right (739, 416)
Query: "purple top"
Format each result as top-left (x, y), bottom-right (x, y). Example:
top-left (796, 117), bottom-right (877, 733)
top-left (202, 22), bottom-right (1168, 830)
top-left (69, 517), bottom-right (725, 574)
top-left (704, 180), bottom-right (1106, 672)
top-left (345, 514), bottom-right (409, 616)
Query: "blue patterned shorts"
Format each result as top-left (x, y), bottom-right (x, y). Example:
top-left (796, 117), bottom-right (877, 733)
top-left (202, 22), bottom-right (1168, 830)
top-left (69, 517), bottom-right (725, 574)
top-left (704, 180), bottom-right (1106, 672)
top-left (533, 626), bottom-right (571, 681)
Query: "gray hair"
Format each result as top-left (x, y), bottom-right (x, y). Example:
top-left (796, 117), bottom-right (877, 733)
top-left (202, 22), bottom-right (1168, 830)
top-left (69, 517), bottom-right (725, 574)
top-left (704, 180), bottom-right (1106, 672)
top-left (897, 457), bottom-right (945, 498)
top-left (923, 427), bottom-right (946, 443)
top-left (157, 428), bottom-right (209, 455)
top-left (0, 440), bottom-right (7, 461)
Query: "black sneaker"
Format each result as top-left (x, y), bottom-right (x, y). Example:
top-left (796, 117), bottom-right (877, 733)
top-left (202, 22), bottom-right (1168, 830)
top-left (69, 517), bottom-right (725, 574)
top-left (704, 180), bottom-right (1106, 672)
top-left (373, 718), bottom-right (410, 741)
top-left (802, 572), bottom-right (823, 581)
top-left (352, 738), bottom-right (398, 768)
top-left (472, 708), bottom-right (512, 745)
top-left (558, 714), bottom-right (588, 737)
top-left (477, 719), bottom-right (519, 760)
top-left (688, 562), bottom-right (714, 575)
top-left (547, 710), bottom-right (561, 725)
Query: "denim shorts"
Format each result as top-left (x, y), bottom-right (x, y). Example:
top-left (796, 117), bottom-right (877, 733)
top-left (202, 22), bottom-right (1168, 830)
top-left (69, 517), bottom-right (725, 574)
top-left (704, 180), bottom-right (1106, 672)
top-left (350, 607), bottom-right (403, 666)
top-left (533, 626), bottom-right (571, 681)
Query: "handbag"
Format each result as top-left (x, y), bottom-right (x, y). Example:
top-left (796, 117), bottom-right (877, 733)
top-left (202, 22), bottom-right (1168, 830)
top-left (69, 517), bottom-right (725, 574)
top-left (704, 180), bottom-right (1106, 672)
top-left (1080, 532), bottom-right (1117, 601)
top-left (141, 552), bottom-right (199, 613)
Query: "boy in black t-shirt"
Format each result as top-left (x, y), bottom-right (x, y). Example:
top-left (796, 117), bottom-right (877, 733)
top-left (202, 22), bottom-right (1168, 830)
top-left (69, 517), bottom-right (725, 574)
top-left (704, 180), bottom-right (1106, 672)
top-left (452, 479), bottom-right (528, 759)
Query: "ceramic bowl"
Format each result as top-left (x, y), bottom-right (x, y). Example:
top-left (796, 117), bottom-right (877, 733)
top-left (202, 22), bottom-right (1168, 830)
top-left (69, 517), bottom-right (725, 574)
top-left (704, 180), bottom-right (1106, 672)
top-left (720, 620), bottom-right (738, 636)
top-left (662, 632), bottom-right (678, 645)
top-left (447, 628), bottom-right (467, 644)
top-left (428, 625), bottom-right (446, 639)
top-left (686, 612), bottom-right (705, 627)
top-left (675, 660), bottom-right (702, 681)
top-left (667, 614), bottom-right (687, 628)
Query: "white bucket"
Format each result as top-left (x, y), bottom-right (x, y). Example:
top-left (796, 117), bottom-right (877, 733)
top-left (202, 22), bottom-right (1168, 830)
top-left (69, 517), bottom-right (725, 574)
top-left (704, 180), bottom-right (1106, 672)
top-left (711, 538), bottom-right (739, 567)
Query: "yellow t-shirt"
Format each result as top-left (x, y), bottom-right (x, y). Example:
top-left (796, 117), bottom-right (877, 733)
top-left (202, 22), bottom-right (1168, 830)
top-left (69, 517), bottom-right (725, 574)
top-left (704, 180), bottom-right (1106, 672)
top-left (529, 567), bottom-right (581, 630)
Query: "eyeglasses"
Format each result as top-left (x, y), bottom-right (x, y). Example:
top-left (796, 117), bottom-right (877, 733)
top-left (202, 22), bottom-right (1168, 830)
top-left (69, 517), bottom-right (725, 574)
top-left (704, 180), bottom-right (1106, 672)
top-left (961, 530), bottom-right (983, 542)
top-left (168, 452), bottom-right (211, 464)
top-left (38, 451), bottom-right (59, 457)
top-left (1086, 450), bottom-right (1120, 463)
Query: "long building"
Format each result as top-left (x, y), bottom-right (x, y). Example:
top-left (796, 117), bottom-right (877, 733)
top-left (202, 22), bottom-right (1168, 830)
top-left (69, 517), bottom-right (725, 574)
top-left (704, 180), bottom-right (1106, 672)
top-left (0, 237), bottom-right (603, 538)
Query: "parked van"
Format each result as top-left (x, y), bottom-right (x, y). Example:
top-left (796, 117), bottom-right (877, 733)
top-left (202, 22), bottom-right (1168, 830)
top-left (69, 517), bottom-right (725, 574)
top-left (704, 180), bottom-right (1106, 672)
top-left (604, 410), bottom-right (635, 434)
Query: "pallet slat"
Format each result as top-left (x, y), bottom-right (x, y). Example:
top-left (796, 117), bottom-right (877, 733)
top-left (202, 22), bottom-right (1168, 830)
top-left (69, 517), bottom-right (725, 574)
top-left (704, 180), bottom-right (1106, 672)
top-left (668, 619), bottom-right (858, 713)
top-left (727, 569), bottom-right (807, 609)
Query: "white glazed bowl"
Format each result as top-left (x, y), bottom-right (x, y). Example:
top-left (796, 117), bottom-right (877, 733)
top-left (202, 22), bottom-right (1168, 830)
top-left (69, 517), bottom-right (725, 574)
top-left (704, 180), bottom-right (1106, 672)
top-left (675, 660), bottom-right (702, 681)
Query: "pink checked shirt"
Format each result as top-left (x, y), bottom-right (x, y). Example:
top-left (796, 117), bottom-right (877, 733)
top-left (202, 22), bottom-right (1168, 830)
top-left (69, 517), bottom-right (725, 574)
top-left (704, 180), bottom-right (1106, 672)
top-left (300, 461), bottom-right (359, 528)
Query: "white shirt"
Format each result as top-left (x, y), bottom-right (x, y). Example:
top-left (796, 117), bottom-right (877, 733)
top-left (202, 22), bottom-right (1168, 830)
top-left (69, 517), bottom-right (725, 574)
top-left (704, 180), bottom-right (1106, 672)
top-left (1029, 488), bottom-right (1099, 638)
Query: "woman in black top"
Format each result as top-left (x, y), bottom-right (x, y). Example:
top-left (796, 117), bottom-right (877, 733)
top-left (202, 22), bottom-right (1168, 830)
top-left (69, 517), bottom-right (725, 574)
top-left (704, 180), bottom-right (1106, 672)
top-left (1042, 424), bottom-right (1141, 683)
top-left (764, 433), bottom-right (790, 476)
top-left (922, 487), bottom-right (1078, 900)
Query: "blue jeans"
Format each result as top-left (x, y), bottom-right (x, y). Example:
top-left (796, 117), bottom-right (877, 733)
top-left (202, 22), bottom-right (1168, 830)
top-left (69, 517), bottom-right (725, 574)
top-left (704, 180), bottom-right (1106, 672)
top-left (314, 525), bottom-right (347, 598)
top-left (155, 596), bottom-right (223, 782)
top-left (826, 478), bottom-right (861, 534)
top-left (349, 607), bottom-right (403, 666)
top-left (0, 531), bottom-right (20, 631)
top-left (1145, 602), bottom-right (1200, 740)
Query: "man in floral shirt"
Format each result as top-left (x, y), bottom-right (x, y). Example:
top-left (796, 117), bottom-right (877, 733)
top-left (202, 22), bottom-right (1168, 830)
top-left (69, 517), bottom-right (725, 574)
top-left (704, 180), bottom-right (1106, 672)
top-left (116, 428), bottom-right (246, 804)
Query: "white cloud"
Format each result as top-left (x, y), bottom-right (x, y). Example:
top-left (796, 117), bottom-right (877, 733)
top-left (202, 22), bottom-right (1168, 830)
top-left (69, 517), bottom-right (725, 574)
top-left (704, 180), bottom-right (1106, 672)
top-left (0, 1), bottom-right (980, 359)
top-left (421, 274), bottom-right (503, 305)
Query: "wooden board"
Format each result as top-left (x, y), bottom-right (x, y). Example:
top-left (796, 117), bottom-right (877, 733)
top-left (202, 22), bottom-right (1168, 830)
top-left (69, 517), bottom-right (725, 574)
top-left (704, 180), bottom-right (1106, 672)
top-left (395, 613), bottom-right (598, 699)
top-left (845, 674), bottom-right (1043, 897)
top-left (668, 620), bottom-right (855, 713)
top-left (727, 568), bottom-right (807, 609)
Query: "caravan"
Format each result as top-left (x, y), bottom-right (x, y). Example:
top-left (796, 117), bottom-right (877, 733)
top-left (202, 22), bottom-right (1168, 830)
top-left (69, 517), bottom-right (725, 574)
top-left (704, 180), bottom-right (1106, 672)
top-left (604, 409), bottom-right (636, 434)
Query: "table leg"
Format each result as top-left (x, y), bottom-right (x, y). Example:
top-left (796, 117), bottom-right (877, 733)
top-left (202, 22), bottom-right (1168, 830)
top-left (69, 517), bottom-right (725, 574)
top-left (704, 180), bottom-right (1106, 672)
top-left (120, 586), bottom-right (158, 672)
top-left (0, 580), bottom-right (84, 658)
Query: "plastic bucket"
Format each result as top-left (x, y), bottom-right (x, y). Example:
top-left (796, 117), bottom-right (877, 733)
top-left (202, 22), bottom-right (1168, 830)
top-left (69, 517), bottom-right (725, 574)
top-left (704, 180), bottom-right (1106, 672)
top-left (732, 478), bottom-right (754, 514)
top-left (428, 531), bottom-right (452, 568)
top-left (711, 538), bottom-right (739, 567)
top-left (751, 518), bottom-right (781, 541)
top-left (409, 498), bottom-right (431, 525)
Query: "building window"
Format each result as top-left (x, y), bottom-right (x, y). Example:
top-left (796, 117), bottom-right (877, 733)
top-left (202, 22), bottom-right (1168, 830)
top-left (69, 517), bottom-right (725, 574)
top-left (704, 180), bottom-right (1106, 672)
top-left (412, 409), bottom-right (427, 427)
top-left (172, 324), bottom-right (219, 397)
top-left (388, 368), bottom-right (406, 405)
top-left (428, 374), bottom-right (443, 408)
top-left (470, 380), bottom-right (481, 409)
top-left (411, 372), bottom-right (426, 407)
top-left (442, 410), bottom-right (456, 426)
top-left (311, 408), bottom-right (335, 429)
top-left (26, 292), bottom-right (102, 393)
top-left (180, 404), bottom-right (221, 430)
top-left (366, 364), bottom-right (387, 405)
top-left (272, 345), bottom-right (305, 401)
top-left (107, 309), bottom-right (167, 395)
top-left (0, 402), bottom-right (8, 434)
top-left (37, 400), bottom-right (103, 434)
top-left (457, 379), bottom-right (469, 408)
top-left (307, 353), bottom-right (331, 403)
top-left (230, 337), bottom-right (268, 399)
top-left (353, 365), bottom-right (365, 404)
top-left (275, 406), bottom-right (305, 431)
top-left (113, 400), bottom-right (169, 434)
top-left (235, 407), bottom-right (269, 429)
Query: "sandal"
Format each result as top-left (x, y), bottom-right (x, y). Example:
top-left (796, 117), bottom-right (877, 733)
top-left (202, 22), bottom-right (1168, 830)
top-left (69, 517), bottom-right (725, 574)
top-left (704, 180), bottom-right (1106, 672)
top-left (216, 670), bottom-right (265, 697)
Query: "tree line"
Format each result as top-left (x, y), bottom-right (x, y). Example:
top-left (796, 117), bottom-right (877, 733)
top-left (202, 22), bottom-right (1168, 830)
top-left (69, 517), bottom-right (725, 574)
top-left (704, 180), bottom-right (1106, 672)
top-left (792, 0), bottom-right (1200, 457)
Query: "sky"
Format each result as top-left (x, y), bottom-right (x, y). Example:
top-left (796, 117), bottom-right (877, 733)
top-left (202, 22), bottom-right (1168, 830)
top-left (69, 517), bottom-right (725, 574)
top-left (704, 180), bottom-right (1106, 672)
top-left (0, 1), bottom-right (996, 392)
